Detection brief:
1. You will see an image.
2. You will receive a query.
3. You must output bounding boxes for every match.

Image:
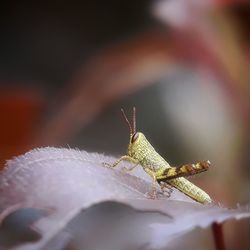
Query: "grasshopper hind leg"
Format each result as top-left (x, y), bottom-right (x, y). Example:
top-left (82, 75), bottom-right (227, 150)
top-left (157, 161), bottom-right (211, 181)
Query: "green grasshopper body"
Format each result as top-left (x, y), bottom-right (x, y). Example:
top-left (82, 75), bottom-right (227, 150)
top-left (110, 108), bottom-right (212, 204)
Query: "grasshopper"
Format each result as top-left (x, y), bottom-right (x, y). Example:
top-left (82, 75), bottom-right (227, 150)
top-left (109, 107), bottom-right (212, 204)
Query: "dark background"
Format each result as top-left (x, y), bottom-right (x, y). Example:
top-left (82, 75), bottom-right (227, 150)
top-left (0, 1), bottom-right (250, 249)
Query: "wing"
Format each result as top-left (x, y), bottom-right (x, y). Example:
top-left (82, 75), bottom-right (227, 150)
top-left (156, 160), bottom-right (210, 181)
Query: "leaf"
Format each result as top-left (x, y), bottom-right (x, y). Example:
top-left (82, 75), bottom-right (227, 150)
top-left (0, 147), bottom-right (249, 250)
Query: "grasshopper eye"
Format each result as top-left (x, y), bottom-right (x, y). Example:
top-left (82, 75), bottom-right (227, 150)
top-left (131, 132), bottom-right (139, 143)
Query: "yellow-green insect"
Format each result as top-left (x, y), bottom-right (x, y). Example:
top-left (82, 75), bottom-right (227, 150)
top-left (109, 107), bottom-right (212, 204)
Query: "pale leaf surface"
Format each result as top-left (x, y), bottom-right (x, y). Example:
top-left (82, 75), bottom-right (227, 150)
top-left (0, 147), bottom-right (249, 250)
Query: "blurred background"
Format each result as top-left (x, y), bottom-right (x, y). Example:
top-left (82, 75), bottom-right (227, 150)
top-left (0, 0), bottom-right (249, 249)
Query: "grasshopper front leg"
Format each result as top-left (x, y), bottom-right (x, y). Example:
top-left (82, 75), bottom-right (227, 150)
top-left (104, 155), bottom-right (139, 172)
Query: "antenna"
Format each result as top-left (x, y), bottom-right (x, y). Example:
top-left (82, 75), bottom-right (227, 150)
top-left (121, 108), bottom-right (133, 136)
top-left (132, 106), bottom-right (136, 134)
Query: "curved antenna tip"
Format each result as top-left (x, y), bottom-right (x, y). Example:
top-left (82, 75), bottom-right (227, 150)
top-left (120, 108), bottom-right (133, 136)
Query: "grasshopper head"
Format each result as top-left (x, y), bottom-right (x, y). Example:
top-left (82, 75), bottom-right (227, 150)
top-left (121, 107), bottom-right (148, 159)
top-left (127, 131), bottom-right (146, 157)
